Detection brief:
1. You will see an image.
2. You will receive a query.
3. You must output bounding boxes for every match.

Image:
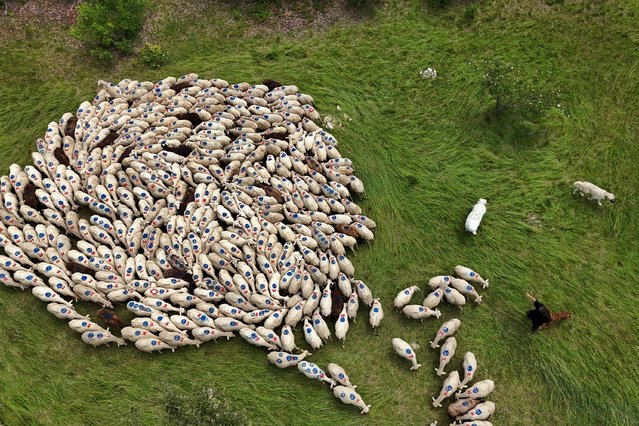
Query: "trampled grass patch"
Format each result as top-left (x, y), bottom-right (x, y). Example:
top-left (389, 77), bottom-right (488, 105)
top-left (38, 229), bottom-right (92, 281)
top-left (0, 1), bottom-right (638, 425)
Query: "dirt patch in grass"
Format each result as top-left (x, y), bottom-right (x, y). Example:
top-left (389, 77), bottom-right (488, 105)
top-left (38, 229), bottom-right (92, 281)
top-left (0, 0), bottom-right (79, 41)
top-left (236, 0), bottom-right (374, 36)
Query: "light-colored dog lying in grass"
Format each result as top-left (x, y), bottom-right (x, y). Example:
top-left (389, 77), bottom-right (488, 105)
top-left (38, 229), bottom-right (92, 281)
top-left (573, 181), bottom-right (615, 205)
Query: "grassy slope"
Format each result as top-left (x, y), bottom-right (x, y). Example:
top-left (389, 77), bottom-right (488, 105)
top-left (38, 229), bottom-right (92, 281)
top-left (1, 0), bottom-right (639, 424)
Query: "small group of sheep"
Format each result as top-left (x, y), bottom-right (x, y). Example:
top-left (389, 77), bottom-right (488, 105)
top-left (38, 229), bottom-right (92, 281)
top-left (391, 318), bottom-right (495, 424)
top-left (393, 265), bottom-right (489, 317)
top-left (269, 354), bottom-right (370, 414)
top-left (429, 319), bottom-right (495, 425)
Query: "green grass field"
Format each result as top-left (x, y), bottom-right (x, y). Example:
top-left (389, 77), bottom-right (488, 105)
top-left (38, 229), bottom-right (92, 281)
top-left (1, 1), bottom-right (639, 424)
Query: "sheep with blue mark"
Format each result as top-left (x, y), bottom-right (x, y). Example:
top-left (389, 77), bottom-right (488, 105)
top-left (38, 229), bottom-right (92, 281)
top-left (392, 338), bottom-right (421, 370)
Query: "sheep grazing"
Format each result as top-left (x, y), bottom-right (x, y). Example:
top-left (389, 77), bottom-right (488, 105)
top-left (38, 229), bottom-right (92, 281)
top-left (432, 371), bottom-right (460, 407)
top-left (332, 385), bottom-right (370, 414)
top-left (430, 318), bottom-right (461, 349)
top-left (465, 198), bottom-right (487, 235)
top-left (393, 285), bottom-right (420, 309)
top-left (454, 265), bottom-right (490, 289)
top-left (455, 401), bottom-right (495, 422)
top-left (448, 398), bottom-right (481, 418)
top-left (391, 338), bottom-right (421, 370)
top-left (459, 351), bottom-right (477, 388)
top-left (435, 337), bottom-right (457, 376)
top-left (297, 361), bottom-right (336, 387)
top-left (267, 350), bottom-right (311, 368)
top-left (326, 363), bottom-right (356, 388)
top-left (456, 379), bottom-right (495, 400)
top-left (573, 181), bottom-right (615, 205)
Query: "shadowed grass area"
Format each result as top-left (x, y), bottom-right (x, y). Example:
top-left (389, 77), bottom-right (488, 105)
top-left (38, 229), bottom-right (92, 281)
top-left (1, 0), bottom-right (639, 425)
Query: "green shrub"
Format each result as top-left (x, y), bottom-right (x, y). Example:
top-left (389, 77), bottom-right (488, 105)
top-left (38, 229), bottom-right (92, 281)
top-left (462, 3), bottom-right (479, 23)
top-left (481, 60), bottom-right (563, 122)
top-left (164, 388), bottom-right (248, 426)
top-left (140, 43), bottom-right (168, 68)
top-left (71, 0), bottom-right (151, 57)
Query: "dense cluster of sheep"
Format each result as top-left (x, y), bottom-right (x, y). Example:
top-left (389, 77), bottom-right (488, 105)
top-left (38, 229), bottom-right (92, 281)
top-left (393, 265), bottom-right (489, 317)
top-left (0, 75), bottom-right (383, 365)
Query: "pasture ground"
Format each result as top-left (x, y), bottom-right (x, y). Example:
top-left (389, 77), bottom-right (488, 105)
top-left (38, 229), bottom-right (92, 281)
top-left (0, 1), bottom-right (638, 424)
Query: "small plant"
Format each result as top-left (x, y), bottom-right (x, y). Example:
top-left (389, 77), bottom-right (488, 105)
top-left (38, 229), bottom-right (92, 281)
top-left (249, 0), bottom-right (275, 21)
top-left (462, 3), bottom-right (479, 23)
top-left (164, 388), bottom-right (248, 426)
top-left (480, 60), bottom-right (563, 122)
top-left (91, 48), bottom-right (114, 62)
top-left (71, 0), bottom-right (151, 58)
top-left (347, 0), bottom-right (382, 7)
top-left (140, 43), bottom-right (168, 68)
top-left (426, 0), bottom-right (452, 10)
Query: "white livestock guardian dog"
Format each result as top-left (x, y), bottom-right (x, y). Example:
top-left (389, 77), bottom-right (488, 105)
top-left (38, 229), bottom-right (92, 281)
top-left (573, 181), bottom-right (615, 205)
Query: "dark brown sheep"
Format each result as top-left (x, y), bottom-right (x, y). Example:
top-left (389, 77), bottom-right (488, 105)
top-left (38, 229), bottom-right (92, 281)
top-left (95, 131), bottom-right (118, 149)
top-left (162, 143), bottom-right (193, 158)
top-left (117, 145), bottom-right (135, 163)
top-left (175, 112), bottom-right (202, 127)
top-left (53, 147), bottom-right (70, 167)
top-left (177, 188), bottom-right (195, 215)
top-left (171, 81), bottom-right (191, 93)
top-left (263, 79), bottom-right (282, 91)
top-left (65, 261), bottom-right (95, 277)
top-left (96, 309), bottom-right (126, 329)
top-left (23, 183), bottom-right (43, 211)
top-left (330, 287), bottom-right (344, 320)
top-left (63, 116), bottom-right (77, 137)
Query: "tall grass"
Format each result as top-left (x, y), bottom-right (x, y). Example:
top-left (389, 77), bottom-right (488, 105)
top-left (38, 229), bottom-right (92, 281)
top-left (1, 1), bottom-right (638, 425)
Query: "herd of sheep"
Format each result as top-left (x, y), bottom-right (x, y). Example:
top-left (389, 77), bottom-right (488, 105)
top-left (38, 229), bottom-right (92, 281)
top-left (0, 73), bottom-right (388, 414)
top-left (0, 71), bottom-right (617, 421)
